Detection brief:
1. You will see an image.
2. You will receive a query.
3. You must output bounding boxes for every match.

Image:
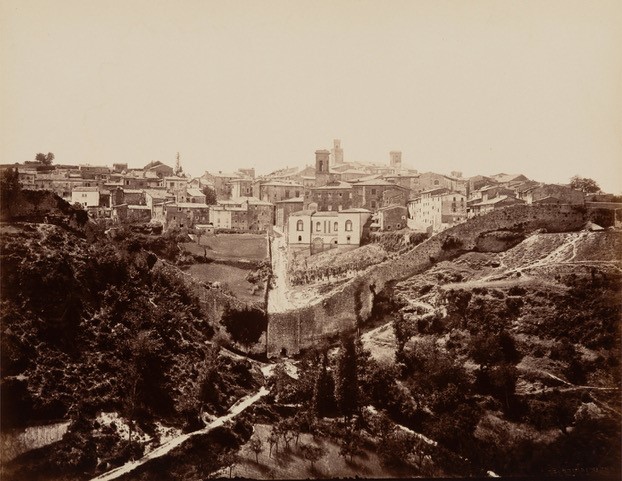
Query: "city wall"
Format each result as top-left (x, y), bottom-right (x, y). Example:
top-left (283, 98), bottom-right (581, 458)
top-left (267, 204), bottom-right (588, 357)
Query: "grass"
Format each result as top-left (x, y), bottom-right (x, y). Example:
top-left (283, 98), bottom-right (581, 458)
top-left (185, 263), bottom-right (263, 303)
top-left (182, 233), bottom-right (267, 261)
top-left (224, 424), bottom-right (415, 480)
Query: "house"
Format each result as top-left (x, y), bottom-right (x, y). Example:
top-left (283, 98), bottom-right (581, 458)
top-left (372, 205), bottom-right (408, 231)
top-left (407, 189), bottom-right (467, 233)
top-left (245, 197), bottom-right (275, 232)
top-left (519, 184), bottom-right (584, 205)
top-left (164, 203), bottom-right (210, 230)
top-left (305, 181), bottom-right (358, 212)
top-left (71, 186), bottom-right (100, 208)
top-left (230, 178), bottom-right (254, 198)
top-left (468, 195), bottom-right (525, 217)
top-left (409, 172), bottom-right (468, 196)
top-left (176, 187), bottom-right (206, 204)
top-left (163, 176), bottom-right (187, 193)
top-left (203, 171), bottom-right (243, 200)
top-left (144, 161), bottom-right (174, 178)
top-left (287, 208), bottom-right (372, 254)
top-left (253, 179), bottom-right (304, 203)
top-left (112, 204), bottom-right (152, 223)
top-left (489, 173), bottom-right (530, 188)
top-left (469, 185), bottom-right (516, 202)
top-left (352, 179), bottom-right (409, 211)
top-left (275, 196), bottom-right (305, 230)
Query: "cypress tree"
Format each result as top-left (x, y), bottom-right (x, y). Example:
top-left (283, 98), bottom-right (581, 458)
top-left (335, 334), bottom-right (358, 419)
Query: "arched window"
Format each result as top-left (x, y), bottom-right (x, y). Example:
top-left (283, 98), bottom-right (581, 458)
top-left (316, 221), bottom-right (321, 232)
top-left (345, 220), bottom-right (353, 231)
top-left (296, 219), bottom-right (304, 231)
top-left (334, 222), bottom-right (338, 231)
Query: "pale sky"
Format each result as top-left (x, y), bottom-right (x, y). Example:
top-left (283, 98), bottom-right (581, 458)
top-left (1, 0), bottom-right (621, 192)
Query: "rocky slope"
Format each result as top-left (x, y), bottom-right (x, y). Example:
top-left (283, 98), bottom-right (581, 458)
top-left (0, 222), bottom-right (263, 480)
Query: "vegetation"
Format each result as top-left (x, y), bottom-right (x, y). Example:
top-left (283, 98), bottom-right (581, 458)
top-left (570, 175), bottom-right (600, 193)
top-left (0, 220), bottom-right (260, 480)
top-left (35, 152), bottom-right (55, 165)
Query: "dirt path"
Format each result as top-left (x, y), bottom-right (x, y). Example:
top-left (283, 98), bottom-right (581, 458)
top-left (90, 387), bottom-right (270, 481)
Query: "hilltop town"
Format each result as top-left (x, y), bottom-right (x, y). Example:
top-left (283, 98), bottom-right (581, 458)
top-left (1, 140), bottom-right (617, 244)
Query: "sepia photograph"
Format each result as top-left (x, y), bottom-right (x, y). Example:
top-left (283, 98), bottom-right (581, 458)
top-left (1, 0), bottom-right (621, 479)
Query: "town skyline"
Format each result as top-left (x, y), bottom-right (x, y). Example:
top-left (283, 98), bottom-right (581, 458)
top-left (2, 0), bottom-right (621, 193)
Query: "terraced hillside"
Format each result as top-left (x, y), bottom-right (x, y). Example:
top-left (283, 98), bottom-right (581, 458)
top-left (361, 229), bottom-right (621, 476)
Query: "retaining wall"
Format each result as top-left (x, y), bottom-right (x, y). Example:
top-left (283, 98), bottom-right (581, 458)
top-left (266, 204), bottom-right (587, 357)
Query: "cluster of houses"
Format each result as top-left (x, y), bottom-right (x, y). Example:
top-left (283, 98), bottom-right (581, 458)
top-left (2, 140), bottom-right (590, 255)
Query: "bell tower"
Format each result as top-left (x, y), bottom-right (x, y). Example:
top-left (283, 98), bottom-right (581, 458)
top-left (315, 149), bottom-right (330, 187)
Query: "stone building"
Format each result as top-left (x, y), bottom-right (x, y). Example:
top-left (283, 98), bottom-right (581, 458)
top-left (408, 188), bottom-right (467, 233)
top-left (305, 181), bottom-right (359, 211)
top-left (288, 208), bottom-right (372, 254)
top-left (275, 196), bottom-right (305, 230)
top-left (372, 205), bottom-right (408, 231)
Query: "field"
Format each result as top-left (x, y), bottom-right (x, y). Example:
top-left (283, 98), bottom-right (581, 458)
top-left (185, 263), bottom-right (262, 304)
top-left (222, 424), bottom-right (413, 479)
top-left (182, 233), bottom-right (267, 262)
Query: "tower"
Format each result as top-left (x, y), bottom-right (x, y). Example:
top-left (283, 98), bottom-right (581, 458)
top-left (175, 152), bottom-right (182, 175)
top-left (332, 139), bottom-right (344, 165)
top-left (389, 151), bottom-right (402, 170)
top-left (315, 149), bottom-right (330, 187)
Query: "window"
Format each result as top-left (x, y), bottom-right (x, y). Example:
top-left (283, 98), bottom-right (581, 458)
top-left (434, 180), bottom-right (439, 185)
top-left (346, 235), bottom-right (351, 243)
top-left (396, 223), bottom-right (401, 229)
top-left (298, 235), bottom-right (302, 242)
top-left (328, 205), bottom-right (332, 211)
top-left (334, 222), bottom-right (338, 231)
top-left (316, 221), bottom-right (321, 231)
top-left (371, 188), bottom-right (377, 195)
top-left (345, 220), bottom-right (353, 231)
top-left (371, 200), bottom-right (376, 209)
top-left (295, 191), bottom-right (300, 197)
top-left (296, 219), bottom-right (304, 231)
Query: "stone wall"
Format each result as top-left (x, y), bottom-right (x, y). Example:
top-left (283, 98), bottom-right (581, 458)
top-left (267, 204), bottom-right (587, 357)
top-left (0, 421), bottom-right (69, 463)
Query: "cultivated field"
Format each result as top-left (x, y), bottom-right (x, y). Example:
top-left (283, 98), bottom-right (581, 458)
top-left (182, 233), bottom-right (268, 262)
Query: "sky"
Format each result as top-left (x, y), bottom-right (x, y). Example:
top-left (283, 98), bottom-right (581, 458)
top-left (1, 0), bottom-right (621, 193)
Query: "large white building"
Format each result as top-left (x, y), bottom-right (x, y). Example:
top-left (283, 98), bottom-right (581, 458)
top-left (287, 208), bottom-right (372, 254)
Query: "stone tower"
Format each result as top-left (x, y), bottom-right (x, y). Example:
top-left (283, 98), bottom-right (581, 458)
top-left (315, 149), bottom-right (331, 187)
top-left (332, 139), bottom-right (344, 165)
top-left (389, 151), bottom-right (402, 170)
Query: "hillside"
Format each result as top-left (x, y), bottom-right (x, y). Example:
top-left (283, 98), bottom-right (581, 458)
top-left (361, 229), bottom-right (621, 476)
top-left (0, 222), bottom-right (264, 480)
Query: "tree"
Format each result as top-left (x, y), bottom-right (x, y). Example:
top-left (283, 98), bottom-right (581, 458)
top-left (0, 167), bottom-right (20, 215)
top-left (219, 450), bottom-right (238, 478)
top-left (312, 352), bottom-right (336, 418)
top-left (335, 335), bottom-right (358, 419)
top-left (570, 175), bottom-right (600, 194)
top-left (202, 186), bottom-right (217, 205)
top-left (221, 306), bottom-right (267, 353)
top-left (248, 434), bottom-right (264, 463)
top-left (35, 152), bottom-right (54, 165)
top-left (300, 443), bottom-right (325, 470)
